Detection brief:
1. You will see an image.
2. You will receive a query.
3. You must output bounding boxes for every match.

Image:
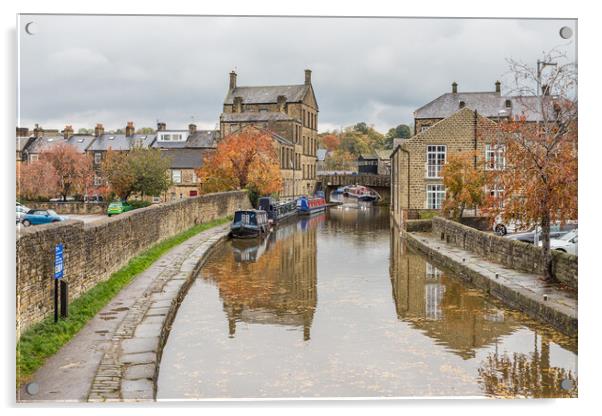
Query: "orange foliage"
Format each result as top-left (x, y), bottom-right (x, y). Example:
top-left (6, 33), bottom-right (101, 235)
top-left (440, 151), bottom-right (486, 221)
top-left (198, 127), bottom-right (282, 195)
top-left (320, 134), bottom-right (340, 152)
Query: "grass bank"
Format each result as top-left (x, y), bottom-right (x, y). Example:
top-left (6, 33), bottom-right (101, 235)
top-left (17, 216), bottom-right (231, 385)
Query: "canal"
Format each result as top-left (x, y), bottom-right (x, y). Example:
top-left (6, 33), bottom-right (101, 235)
top-left (157, 206), bottom-right (577, 399)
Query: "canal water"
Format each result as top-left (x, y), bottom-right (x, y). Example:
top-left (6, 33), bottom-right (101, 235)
top-left (157, 206), bottom-right (577, 399)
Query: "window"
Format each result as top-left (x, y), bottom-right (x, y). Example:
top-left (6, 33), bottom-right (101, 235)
top-left (159, 133), bottom-right (184, 142)
top-left (191, 170), bottom-right (198, 183)
top-left (426, 184), bottom-right (445, 209)
top-left (172, 170), bottom-right (182, 184)
top-left (421, 126), bottom-right (430, 132)
top-left (94, 152), bottom-right (102, 164)
top-left (426, 145), bottom-right (446, 178)
top-left (93, 176), bottom-right (103, 186)
top-left (29, 154), bottom-right (39, 162)
top-left (485, 144), bottom-right (505, 170)
top-left (488, 184), bottom-right (505, 208)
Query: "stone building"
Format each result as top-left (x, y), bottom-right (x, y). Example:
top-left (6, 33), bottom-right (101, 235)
top-left (220, 69), bottom-right (319, 197)
top-left (390, 108), bottom-right (498, 227)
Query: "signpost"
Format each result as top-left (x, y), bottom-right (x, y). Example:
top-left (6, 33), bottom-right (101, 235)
top-left (54, 243), bottom-right (64, 323)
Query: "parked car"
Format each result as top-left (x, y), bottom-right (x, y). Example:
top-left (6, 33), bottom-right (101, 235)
top-left (107, 201), bottom-right (133, 217)
top-left (505, 222), bottom-right (578, 244)
top-left (16, 204), bottom-right (30, 223)
top-left (21, 209), bottom-right (67, 226)
top-left (538, 229), bottom-right (578, 255)
top-left (49, 196), bottom-right (75, 202)
top-left (492, 216), bottom-right (526, 236)
top-left (84, 194), bottom-right (104, 203)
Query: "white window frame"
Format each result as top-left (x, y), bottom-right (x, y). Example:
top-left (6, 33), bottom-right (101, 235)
top-left (29, 154), bottom-right (39, 162)
top-left (426, 145), bottom-right (446, 178)
top-left (426, 184), bottom-right (445, 209)
top-left (488, 184), bottom-right (505, 209)
top-left (172, 169), bottom-right (182, 184)
top-left (485, 144), bottom-right (506, 171)
top-left (94, 152), bottom-right (102, 165)
top-left (93, 176), bottom-right (103, 186)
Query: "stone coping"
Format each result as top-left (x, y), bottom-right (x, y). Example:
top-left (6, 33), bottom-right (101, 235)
top-left (87, 225), bottom-right (230, 402)
top-left (403, 230), bottom-right (577, 338)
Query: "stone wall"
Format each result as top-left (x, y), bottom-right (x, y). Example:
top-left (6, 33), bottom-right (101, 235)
top-left (16, 191), bottom-right (251, 335)
top-left (405, 219), bottom-right (433, 233)
top-left (432, 217), bottom-right (578, 289)
top-left (24, 201), bottom-right (108, 215)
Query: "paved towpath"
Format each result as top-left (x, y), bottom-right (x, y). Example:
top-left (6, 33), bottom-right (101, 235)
top-left (18, 224), bottom-right (229, 403)
top-left (406, 231), bottom-right (577, 336)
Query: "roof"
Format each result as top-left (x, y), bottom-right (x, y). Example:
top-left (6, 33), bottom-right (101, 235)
top-left (24, 136), bottom-right (70, 154)
top-left (16, 136), bottom-right (34, 152)
top-left (414, 92), bottom-right (508, 119)
top-left (224, 84), bottom-right (309, 105)
top-left (160, 148), bottom-right (207, 169)
top-left (414, 91), bottom-right (557, 122)
top-left (374, 149), bottom-right (392, 160)
top-left (66, 134), bottom-right (95, 153)
top-left (153, 130), bottom-right (219, 149)
top-left (221, 112), bottom-right (300, 123)
top-left (87, 133), bottom-right (156, 151)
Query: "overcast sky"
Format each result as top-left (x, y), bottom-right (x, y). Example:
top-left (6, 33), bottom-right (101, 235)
top-left (18, 15), bottom-right (576, 133)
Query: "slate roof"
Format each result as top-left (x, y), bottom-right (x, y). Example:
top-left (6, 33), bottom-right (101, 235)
top-left (24, 136), bottom-right (70, 154)
top-left (160, 148), bottom-right (206, 169)
top-left (16, 136), bottom-right (34, 152)
top-left (87, 133), bottom-right (155, 151)
top-left (221, 112), bottom-right (300, 123)
top-left (66, 134), bottom-right (96, 153)
top-left (414, 92), bottom-right (508, 119)
top-left (224, 84), bottom-right (309, 105)
top-left (414, 92), bottom-right (557, 122)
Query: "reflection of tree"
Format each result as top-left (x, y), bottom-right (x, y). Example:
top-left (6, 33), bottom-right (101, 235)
top-left (478, 337), bottom-right (577, 398)
top-left (202, 217), bottom-right (320, 340)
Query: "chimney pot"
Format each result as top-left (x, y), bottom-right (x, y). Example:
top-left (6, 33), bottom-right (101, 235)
top-left (189, 123), bottom-right (197, 134)
top-left (229, 71), bottom-right (237, 90)
top-left (63, 125), bottom-right (74, 140)
top-left (495, 80), bottom-right (501, 93)
top-left (452, 82), bottom-right (458, 94)
top-left (157, 122), bottom-right (166, 131)
top-left (305, 69), bottom-right (312, 85)
top-left (94, 123), bottom-right (105, 137)
top-left (125, 121), bottom-right (135, 137)
top-left (33, 124), bottom-right (43, 138)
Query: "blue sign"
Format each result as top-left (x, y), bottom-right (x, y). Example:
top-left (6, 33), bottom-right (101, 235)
top-left (54, 243), bottom-right (64, 280)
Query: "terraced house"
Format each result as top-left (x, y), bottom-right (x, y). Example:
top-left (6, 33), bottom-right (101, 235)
top-left (220, 69), bottom-right (319, 197)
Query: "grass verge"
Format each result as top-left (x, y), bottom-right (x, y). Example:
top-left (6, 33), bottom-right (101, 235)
top-left (17, 216), bottom-right (231, 385)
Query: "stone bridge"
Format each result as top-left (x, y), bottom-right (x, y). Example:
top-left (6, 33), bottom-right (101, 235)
top-left (316, 174), bottom-right (391, 204)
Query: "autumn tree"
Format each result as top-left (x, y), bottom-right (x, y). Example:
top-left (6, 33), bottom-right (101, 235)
top-left (17, 160), bottom-right (60, 201)
top-left (440, 151), bottom-right (486, 221)
top-left (319, 134), bottom-right (340, 152)
top-left (41, 143), bottom-right (95, 201)
top-left (483, 49), bottom-right (577, 281)
top-left (197, 128), bottom-right (283, 196)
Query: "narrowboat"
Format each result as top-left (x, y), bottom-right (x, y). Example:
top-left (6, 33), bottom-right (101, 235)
top-left (258, 197), bottom-right (298, 223)
top-left (230, 209), bottom-right (271, 239)
top-left (342, 185), bottom-right (380, 202)
top-left (296, 195), bottom-right (327, 215)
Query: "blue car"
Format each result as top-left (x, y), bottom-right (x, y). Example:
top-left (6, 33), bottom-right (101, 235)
top-left (21, 209), bottom-right (67, 227)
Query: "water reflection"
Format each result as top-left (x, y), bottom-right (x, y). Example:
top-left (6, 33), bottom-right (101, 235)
top-left (202, 215), bottom-right (323, 341)
top-left (157, 208), bottom-right (577, 399)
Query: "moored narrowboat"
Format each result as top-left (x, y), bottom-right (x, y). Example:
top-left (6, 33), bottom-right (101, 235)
top-left (230, 209), bottom-right (270, 239)
top-left (258, 197), bottom-right (298, 223)
top-left (296, 195), bottom-right (327, 215)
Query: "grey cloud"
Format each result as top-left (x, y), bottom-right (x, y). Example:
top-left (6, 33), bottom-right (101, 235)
top-left (18, 15), bottom-right (576, 132)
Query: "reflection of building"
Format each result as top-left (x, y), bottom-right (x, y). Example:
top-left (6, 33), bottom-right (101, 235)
top-left (203, 216), bottom-right (323, 341)
top-left (389, 227), bottom-right (519, 359)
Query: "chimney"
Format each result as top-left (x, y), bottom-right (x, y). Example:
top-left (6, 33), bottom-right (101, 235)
top-left (229, 71), bottom-right (237, 90)
top-left (63, 125), bottom-right (74, 140)
top-left (125, 121), bottom-right (135, 137)
top-left (189, 123), bottom-right (197, 134)
top-left (495, 80), bottom-right (501, 93)
top-left (304, 69), bottom-right (312, 85)
top-left (157, 122), bottom-right (166, 131)
top-left (16, 127), bottom-right (29, 137)
top-left (233, 96), bottom-right (243, 113)
top-left (542, 84), bottom-right (551, 96)
top-left (452, 82), bottom-right (458, 94)
top-left (33, 124), bottom-right (43, 138)
top-left (277, 95), bottom-right (287, 113)
top-left (94, 123), bottom-right (105, 137)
